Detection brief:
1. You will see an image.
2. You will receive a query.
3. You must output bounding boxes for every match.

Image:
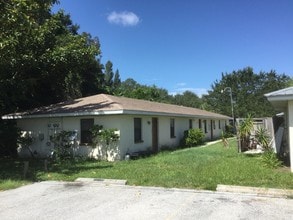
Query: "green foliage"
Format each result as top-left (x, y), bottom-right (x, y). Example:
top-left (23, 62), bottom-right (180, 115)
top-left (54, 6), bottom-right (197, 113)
top-left (172, 91), bottom-right (203, 108)
top-left (0, 0), bottom-right (103, 114)
top-left (1, 139), bottom-right (293, 191)
top-left (223, 124), bottom-right (234, 138)
top-left (113, 70), bottom-right (121, 90)
top-left (238, 114), bottom-right (254, 139)
top-left (102, 61), bottom-right (121, 94)
top-left (90, 125), bottom-right (119, 161)
top-left (287, 78), bottom-right (293, 87)
top-left (16, 130), bottom-right (37, 158)
top-left (51, 131), bottom-right (76, 161)
top-left (260, 150), bottom-right (282, 169)
top-left (237, 114), bottom-right (254, 151)
top-left (103, 61), bottom-right (114, 91)
top-left (116, 68), bottom-right (290, 117)
top-left (17, 132), bottom-right (33, 147)
top-left (202, 67), bottom-right (291, 117)
top-left (91, 125), bottom-right (119, 146)
top-left (116, 78), bottom-right (172, 103)
top-left (0, 179), bottom-right (30, 191)
top-left (182, 128), bottom-right (205, 147)
top-left (255, 127), bottom-right (270, 150)
top-left (253, 127), bottom-right (282, 168)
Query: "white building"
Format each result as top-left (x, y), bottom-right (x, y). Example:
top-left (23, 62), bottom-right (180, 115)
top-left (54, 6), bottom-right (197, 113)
top-left (2, 94), bottom-right (230, 161)
top-left (265, 87), bottom-right (293, 172)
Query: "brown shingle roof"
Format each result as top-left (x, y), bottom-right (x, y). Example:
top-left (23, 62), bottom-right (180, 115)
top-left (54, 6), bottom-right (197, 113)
top-left (2, 94), bottom-right (230, 119)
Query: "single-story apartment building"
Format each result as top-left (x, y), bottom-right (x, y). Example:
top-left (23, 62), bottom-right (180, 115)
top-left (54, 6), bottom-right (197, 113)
top-left (2, 94), bottom-right (231, 161)
top-left (265, 86), bottom-right (293, 172)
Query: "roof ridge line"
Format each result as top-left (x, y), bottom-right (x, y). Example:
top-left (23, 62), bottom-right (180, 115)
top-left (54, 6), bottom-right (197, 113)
top-left (102, 94), bottom-right (124, 110)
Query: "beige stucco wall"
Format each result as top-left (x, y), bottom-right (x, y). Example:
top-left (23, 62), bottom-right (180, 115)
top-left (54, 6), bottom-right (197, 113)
top-left (16, 115), bottom-right (228, 161)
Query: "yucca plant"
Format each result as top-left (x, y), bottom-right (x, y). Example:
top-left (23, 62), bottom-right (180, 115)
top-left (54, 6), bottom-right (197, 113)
top-left (255, 127), bottom-right (270, 150)
top-left (237, 114), bottom-right (254, 151)
top-left (254, 127), bottom-right (282, 168)
top-left (260, 149), bottom-right (282, 168)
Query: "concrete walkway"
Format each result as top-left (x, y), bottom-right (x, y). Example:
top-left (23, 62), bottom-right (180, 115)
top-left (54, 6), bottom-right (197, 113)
top-left (0, 180), bottom-right (292, 220)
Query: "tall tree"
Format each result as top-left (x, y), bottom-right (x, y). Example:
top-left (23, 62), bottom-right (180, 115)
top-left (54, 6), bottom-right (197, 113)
top-left (102, 61), bottom-right (121, 94)
top-left (113, 70), bottom-right (121, 91)
top-left (202, 67), bottom-right (291, 118)
top-left (172, 91), bottom-right (202, 108)
top-left (104, 61), bottom-right (114, 90)
top-left (0, 0), bottom-right (103, 115)
top-left (80, 33), bottom-right (104, 96)
top-left (116, 78), bottom-right (171, 102)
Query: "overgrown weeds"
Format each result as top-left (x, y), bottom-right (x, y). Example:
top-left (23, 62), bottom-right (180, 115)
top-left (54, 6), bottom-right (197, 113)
top-left (260, 150), bottom-right (283, 168)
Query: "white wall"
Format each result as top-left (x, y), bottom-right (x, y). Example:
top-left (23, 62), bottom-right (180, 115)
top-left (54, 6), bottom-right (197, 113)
top-left (288, 101), bottom-right (293, 172)
top-left (16, 115), bottom-right (228, 160)
top-left (17, 118), bottom-right (53, 158)
top-left (109, 115), bottom-right (227, 158)
top-left (197, 118), bottom-right (226, 141)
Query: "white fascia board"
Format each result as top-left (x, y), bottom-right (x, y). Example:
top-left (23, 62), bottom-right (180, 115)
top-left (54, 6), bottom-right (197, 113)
top-left (122, 110), bottom-right (230, 119)
top-left (2, 109), bottom-right (230, 120)
top-left (266, 95), bottom-right (293, 102)
top-left (1, 110), bottom-right (124, 119)
top-left (264, 87), bottom-right (293, 97)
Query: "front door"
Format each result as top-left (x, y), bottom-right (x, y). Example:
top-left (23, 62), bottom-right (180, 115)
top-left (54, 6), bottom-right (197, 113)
top-left (152, 118), bottom-right (159, 153)
top-left (210, 120), bottom-right (214, 140)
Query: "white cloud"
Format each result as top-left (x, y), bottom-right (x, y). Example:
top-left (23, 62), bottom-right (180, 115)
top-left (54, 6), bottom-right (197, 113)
top-left (107, 11), bottom-right (140, 26)
top-left (176, 82), bottom-right (187, 87)
top-left (170, 87), bottom-right (208, 97)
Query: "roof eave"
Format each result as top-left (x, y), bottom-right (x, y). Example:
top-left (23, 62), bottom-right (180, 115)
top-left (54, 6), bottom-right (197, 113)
top-left (264, 87), bottom-right (293, 97)
top-left (265, 95), bottom-right (293, 102)
top-left (1, 110), bottom-right (124, 119)
top-left (2, 109), bottom-right (230, 120)
top-left (122, 110), bottom-right (231, 119)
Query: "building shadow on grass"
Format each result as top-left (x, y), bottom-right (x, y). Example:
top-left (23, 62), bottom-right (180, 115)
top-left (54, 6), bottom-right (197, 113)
top-left (0, 157), bottom-right (113, 182)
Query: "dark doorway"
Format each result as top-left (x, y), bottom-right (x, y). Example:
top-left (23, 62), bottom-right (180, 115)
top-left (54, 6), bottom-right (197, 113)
top-left (152, 118), bottom-right (159, 153)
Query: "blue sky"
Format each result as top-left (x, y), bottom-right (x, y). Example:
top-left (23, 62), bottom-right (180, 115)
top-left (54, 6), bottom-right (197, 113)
top-left (53, 0), bottom-right (293, 96)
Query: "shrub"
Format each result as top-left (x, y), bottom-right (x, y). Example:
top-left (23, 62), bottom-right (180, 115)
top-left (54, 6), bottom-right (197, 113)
top-left (17, 131), bottom-right (35, 158)
top-left (183, 128), bottom-right (205, 147)
top-left (224, 124), bottom-right (234, 137)
top-left (255, 127), bottom-right (270, 150)
top-left (90, 124), bottom-right (120, 161)
top-left (253, 127), bottom-right (282, 168)
top-left (91, 125), bottom-right (119, 146)
top-left (237, 114), bottom-right (254, 151)
top-left (51, 131), bottom-right (77, 161)
top-left (260, 149), bottom-right (282, 168)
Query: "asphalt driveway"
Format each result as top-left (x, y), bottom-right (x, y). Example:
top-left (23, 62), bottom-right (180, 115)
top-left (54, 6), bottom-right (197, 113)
top-left (0, 181), bottom-right (292, 220)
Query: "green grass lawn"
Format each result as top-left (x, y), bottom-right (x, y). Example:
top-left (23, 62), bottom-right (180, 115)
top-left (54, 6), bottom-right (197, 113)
top-left (1, 138), bottom-right (293, 191)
